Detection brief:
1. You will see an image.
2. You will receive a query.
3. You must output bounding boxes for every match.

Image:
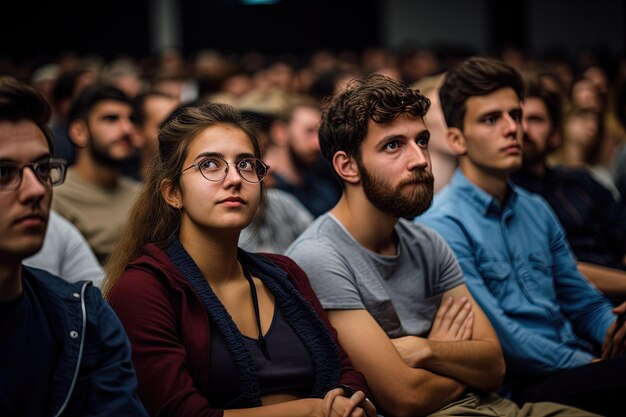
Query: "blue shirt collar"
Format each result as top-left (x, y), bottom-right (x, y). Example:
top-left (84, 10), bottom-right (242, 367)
top-left (449, 169), bottom-right (519, 216)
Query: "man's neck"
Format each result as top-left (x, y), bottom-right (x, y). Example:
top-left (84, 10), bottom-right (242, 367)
top-left (74, 156), bottom-right (120, 188)
top-left (331, 191), bottom-right (398, 256)
top-left (459, 162), bottom-right (509, 203)
top-left (0, 260), bottom-right (23, 303)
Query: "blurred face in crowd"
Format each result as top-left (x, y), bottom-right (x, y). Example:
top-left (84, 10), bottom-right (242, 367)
top-left (81, 100), bottom-right (136, 167)
top-left (287, 105), bottom-right (322, 168)
top-left (135, 95), bottom-right (180, 160)
top-left (522, 97), bottom-right (555, 164)
top-left (571, 79), bottom-right (601, 113)
top-left (564, 109), bottom-right (600, 151)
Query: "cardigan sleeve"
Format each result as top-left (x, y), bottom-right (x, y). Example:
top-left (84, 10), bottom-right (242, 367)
top-left (107, 265), bottom-right (224, 417)
top-left (262, 254), bottom-right (374, 400)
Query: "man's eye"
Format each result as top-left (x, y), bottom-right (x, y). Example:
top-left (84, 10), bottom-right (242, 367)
top-left (417, 137), bottom-right (429, 148)
top-left (484, 115), bottom-right (498, 125)
top-left (35, 163), bottom-right (52, 176)
top-left (0, 166), bottom-right (17, 179)
top-left (384, 141), bottom-right (400, 151)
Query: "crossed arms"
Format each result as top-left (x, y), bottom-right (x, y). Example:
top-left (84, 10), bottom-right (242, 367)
top-left (326, 283), bottom-right (504, 417)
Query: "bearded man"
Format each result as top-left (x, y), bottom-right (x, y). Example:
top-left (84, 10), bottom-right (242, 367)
top-left (52, 84), bottom-right (141, 265)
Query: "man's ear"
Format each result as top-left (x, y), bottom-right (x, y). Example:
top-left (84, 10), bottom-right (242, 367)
top-left (160, 178), bottom-right (182, 209)
top-left (67, 119), bottom-right (89, 148)
top-left (332, 151), bottom-right (360, 184)
top-left (446, 127), bottom-right (468, 156)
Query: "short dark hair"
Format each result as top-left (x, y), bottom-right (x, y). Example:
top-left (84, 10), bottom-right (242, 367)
top-left (439, 56), bottom-right (524, 130)
top-left (0, 76), bottom-right (55, 152)
top-left (68, 83), bottom-right (132, 123)
top-left (319, 74), bottom-right (430, 184)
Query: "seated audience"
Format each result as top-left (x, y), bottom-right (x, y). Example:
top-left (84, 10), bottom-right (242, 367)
top-left (103, 102), bottom-right (376, 417)
top-left (286, 74), bottom-right (595, 417)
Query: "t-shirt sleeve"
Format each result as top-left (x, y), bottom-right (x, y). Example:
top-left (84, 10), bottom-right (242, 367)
top-left (285, 237), bottom-right (365, 310)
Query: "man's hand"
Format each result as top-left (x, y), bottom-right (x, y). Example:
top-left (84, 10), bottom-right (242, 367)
top-left (602, 301), bottom-right (626, 359)
top-left (392, 296), bottom-right (474, 368)
top-left (428, 296), bottom-right (474, 342)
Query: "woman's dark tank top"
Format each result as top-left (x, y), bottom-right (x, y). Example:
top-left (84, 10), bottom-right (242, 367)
top-left (207, 303), bottom-right (315, 408)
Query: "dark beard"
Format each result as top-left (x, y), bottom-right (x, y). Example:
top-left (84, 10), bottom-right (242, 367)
top-left (288, 142), bottom-right (318, 171)
top-left (521, 132), bottom-right (548, 172)
top-left (359, 161), bottom-right (434, 219)
top-left (88, 135), bottom-right (132, 168)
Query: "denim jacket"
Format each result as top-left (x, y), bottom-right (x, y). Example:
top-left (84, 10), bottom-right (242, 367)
top-left (417, 170), bottom-right (616, 377)
top-left (23, 266), bottom-right (148, 417)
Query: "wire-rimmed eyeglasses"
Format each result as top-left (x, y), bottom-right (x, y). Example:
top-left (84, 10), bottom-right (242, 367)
top-left (181, 156), bottom-right (269, 183)
top-left (0, 158), bottom-right (67, 191)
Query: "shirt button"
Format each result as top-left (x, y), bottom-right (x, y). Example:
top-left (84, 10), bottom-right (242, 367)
top-left (70, 330), bottom-right (79, 339)
top-left (72, 292), bottom-right (80, 299)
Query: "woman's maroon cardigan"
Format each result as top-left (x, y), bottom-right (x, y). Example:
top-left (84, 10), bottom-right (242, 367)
top-left (107, 243), bottom-right (372, 417)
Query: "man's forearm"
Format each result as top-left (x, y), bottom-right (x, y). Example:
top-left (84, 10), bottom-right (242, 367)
top-left (393, 336), bottom-right (504, 392)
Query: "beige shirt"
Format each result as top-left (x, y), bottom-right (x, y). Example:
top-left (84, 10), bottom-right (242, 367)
top-left (52, 167), bottom-right (141, 265)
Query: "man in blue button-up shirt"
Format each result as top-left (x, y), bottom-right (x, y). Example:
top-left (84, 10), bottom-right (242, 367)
top-left (416, 56), bottom-right (626, 416)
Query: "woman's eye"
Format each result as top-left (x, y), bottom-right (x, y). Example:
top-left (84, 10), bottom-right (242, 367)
top-left (237, 159), bottom-right (254, 171)
top-left (199, 159), bottom-right (220, 170)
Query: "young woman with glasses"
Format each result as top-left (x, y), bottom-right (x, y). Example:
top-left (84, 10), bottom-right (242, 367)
top-left (102, 102), bottom-right (376, 417)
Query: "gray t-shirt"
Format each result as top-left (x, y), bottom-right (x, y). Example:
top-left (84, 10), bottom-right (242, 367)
top-left (285, 213), bottom-right (464, 338)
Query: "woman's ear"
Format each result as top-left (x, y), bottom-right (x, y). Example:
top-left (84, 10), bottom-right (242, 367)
top-left (446, 127), bottom-right (468, 156)
top-left (332, 151), bottom-right (360, 184)
top-left (67, 119), bottom-right (89, 148)
top-left (160, 178), bottom-right (182, 209)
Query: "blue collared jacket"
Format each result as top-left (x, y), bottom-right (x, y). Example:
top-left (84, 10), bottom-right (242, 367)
top-left (23, 266), bottom-right (148, 417)
top-left (416, 169), bottom-right (616, 378)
